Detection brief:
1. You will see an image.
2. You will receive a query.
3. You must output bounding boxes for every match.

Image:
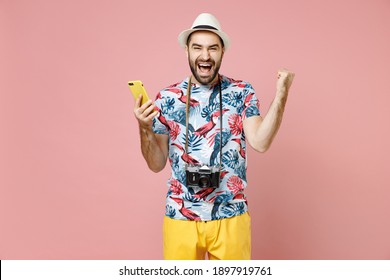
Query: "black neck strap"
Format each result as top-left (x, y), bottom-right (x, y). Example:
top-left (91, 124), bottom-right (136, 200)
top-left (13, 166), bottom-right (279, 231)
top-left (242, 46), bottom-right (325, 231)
top-left (185, 76), bottom-right (223, 168)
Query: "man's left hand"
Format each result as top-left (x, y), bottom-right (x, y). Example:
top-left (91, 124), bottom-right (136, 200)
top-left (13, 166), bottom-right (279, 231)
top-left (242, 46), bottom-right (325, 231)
top-left (276, 69), bottom-right (295, 98)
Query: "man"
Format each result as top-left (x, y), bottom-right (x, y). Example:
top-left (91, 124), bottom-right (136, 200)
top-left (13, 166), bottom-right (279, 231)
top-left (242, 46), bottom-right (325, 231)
top-left (133, 13), bottom-right (294, 260)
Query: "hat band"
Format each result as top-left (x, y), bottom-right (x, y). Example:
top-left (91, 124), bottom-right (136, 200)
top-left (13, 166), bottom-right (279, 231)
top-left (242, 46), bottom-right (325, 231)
top-left (193, 25), bottom-right (218, 31)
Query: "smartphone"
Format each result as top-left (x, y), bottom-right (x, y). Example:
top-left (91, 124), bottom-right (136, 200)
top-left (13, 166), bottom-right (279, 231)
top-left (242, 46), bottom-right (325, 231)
top-left (128, 80), bottom-right (150, 106)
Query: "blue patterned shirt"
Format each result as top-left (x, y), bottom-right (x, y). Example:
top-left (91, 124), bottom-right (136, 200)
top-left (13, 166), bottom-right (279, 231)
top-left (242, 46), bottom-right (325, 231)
top-left (152, 75), bottom-right (260, 221)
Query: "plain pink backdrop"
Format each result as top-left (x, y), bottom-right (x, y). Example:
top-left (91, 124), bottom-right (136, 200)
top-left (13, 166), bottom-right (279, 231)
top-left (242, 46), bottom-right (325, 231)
top-left (1, 0), bottom-right (389, 259)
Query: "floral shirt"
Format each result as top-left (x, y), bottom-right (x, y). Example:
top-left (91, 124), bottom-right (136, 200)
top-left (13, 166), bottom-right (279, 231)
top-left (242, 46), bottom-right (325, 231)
top-left (152, 75), bottom-right (260, 221)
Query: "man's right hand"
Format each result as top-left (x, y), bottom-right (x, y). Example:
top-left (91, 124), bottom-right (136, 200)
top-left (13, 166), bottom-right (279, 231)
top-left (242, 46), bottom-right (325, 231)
top-left (133, 95), bottom-right (159, 129)
top-left (134, 94), bottom-right (169, 173)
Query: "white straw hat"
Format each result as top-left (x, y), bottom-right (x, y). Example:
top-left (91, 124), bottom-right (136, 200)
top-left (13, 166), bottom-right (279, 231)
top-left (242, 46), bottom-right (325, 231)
top-left (178, 13), bottom-right (230, 50)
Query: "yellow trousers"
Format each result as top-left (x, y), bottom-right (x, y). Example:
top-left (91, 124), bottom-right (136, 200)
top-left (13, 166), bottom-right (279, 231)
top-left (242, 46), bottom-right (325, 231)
top-left (163, 212), bottom-right (251, 260)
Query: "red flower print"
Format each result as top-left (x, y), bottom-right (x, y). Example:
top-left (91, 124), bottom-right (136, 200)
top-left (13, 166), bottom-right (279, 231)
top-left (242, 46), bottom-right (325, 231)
top-left (228, 114), bottom-right (243, 136)
top-left (169, 178), bottom-right (183, 195)
top-left (168, 120), bottom-right (180, 141)
top-left (227, 176), bottom-right (244, 195)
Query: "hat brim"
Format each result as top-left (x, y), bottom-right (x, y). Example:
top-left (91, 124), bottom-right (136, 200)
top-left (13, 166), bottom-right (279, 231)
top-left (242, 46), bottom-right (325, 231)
top-left (178, 28), bottom-right (230, 50)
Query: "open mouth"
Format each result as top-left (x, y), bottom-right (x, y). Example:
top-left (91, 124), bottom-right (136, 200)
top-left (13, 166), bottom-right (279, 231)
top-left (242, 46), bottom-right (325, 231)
top-left (198, 62), bottom-right (213, 75)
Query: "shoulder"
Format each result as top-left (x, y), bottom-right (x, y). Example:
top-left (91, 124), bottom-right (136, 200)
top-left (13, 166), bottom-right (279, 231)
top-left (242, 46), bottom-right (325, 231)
top-left (158, 78), bottom-right (188, 95)
top-left (220, 75), bottom-right (254, 91)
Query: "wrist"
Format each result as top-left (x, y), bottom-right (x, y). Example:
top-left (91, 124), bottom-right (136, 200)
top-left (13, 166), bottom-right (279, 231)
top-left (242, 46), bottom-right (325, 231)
top-left (138, 122), bottom-right (153, 132)
top-left (275, 88), bottom-right (288, 103)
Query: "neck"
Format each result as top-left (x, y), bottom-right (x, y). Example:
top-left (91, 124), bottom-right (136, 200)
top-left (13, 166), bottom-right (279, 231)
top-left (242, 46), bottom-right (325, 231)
top-left (190, 74), bottom-right (220, 87)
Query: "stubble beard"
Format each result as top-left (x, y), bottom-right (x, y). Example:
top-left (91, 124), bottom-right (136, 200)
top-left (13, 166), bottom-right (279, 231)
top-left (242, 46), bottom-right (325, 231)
top-left (189, 55), bottom-right (222, 86)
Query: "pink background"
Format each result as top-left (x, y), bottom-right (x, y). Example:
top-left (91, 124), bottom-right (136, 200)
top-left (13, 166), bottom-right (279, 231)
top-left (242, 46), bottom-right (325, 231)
top-left (1, 0), bottom-right (389, 259)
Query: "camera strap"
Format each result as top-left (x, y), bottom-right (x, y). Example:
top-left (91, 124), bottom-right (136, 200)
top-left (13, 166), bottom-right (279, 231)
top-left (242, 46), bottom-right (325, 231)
top-left (184, 75), bottom-right (223, 171)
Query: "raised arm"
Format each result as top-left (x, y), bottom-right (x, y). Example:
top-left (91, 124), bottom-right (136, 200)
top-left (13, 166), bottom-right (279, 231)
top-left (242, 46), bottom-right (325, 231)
top-left (243, 69), bottom-right (295, 153)
top-left (133, 95), bottom-right (169, 172)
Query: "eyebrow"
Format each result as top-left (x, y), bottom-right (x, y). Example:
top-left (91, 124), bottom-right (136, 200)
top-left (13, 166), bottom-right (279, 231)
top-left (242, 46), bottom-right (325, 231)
top-left (191, 43), bottom-right (220, 49)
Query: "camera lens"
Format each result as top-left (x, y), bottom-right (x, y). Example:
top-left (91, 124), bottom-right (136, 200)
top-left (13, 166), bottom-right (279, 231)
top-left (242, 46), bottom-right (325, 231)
top-left (199, 175), bottom-right (210, 188)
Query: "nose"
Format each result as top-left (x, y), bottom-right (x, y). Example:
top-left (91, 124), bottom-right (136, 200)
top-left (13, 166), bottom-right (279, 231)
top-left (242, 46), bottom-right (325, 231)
top-left (200, 48), bottom-right (210, 60)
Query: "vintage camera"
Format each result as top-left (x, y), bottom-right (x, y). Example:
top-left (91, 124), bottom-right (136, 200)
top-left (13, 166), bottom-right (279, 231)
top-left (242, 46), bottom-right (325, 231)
top-left (186, 164), bottom-right (220, 188)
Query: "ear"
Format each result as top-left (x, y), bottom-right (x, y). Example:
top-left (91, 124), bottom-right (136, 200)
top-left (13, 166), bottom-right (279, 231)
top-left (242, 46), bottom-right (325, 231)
top-left (185, 45), bottom-right (189, 59)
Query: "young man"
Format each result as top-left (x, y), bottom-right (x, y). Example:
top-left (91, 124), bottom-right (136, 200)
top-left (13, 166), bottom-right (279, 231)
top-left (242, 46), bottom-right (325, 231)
top-left (133, 13), bottom-right (294, 260)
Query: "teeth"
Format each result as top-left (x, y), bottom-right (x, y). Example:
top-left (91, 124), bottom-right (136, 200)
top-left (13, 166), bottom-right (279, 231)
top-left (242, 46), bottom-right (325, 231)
top-left (199, 63), bottom-right (211, 67)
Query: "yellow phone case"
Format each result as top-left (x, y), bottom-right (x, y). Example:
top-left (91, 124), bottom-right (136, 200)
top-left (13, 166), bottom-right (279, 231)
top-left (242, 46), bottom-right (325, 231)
top-left (128, 80), bottom-right (150, 105)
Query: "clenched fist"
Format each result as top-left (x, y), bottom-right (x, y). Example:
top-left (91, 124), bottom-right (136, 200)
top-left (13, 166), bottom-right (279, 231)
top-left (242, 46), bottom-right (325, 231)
top-left (276, 69), bottom-right (295, 97)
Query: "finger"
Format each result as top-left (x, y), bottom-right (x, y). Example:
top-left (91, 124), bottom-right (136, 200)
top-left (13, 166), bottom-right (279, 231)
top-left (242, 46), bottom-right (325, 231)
top-left (135, 100), bottom-right (150, 117)
top-left (277, 73), bottom-right (286, 80)
top-left (286, 72), bottom-right (295, 82)
top-left (134, 94), bottom-right (142, 109)
top-left (134, 107), bottom-right (144, 119)
top-left (134, 102), bottom-right (149, 119)
top-left (143, 110), bottom-right (159, 123)
top-left (139, 99), bottom-right (153, 111)
top-left (141, 102), bottom-right (156, 117)
top-left (148, 110), bottom-right (159, 120)
top-left (278, 68), bottom-right (295, 76)
top-left (278, 70), bottom-right (289, 76)
top-left (142, 103), bottom-right (157, 117)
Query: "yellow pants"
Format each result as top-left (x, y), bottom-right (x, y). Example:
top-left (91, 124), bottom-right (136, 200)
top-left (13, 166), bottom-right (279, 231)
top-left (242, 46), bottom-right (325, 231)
top-left (163, 212), bottom-right (251, 260)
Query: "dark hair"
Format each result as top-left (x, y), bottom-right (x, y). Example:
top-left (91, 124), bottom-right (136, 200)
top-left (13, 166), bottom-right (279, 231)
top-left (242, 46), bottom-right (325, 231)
top-left (186, 31), bottom-right (224, 48)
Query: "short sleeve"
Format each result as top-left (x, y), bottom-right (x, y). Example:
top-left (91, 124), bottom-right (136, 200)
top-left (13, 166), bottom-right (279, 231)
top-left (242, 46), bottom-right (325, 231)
top-left (242, 84), bottom-right (261, 120)
top-left (152, 92), bottom-right (169, 135)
